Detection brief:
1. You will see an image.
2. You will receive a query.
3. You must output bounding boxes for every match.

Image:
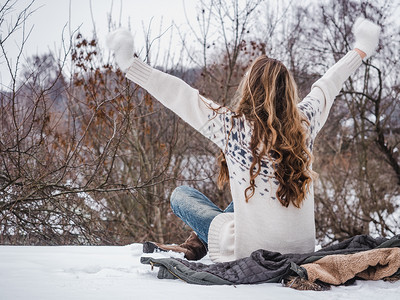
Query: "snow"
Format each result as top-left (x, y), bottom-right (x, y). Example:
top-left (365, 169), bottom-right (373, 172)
top-left (0, 244), bottom-right (399, 300)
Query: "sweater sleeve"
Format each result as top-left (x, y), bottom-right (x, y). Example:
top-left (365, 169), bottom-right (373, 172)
top-left (298, 51), bottom-right (362, 140)
top-left (126, 58), bottom-right (232, 150)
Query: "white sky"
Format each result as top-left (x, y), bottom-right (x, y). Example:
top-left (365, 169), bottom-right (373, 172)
top-left (0, 0), bottom-right (199, 86)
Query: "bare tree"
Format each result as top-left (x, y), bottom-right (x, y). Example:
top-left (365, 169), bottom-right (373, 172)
top-left (294, 0), bottom-right (400, 243)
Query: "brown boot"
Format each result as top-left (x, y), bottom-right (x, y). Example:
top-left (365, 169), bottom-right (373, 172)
top-left (143, 232), bottom-right (207, 261)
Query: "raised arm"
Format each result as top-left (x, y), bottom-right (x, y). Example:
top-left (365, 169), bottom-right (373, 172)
top-left (298, 18), bottom-right (380, 139)
top-left (125, 58), bottom-right (232, 149)
top-left (106, 29), bottom-right (232, 150)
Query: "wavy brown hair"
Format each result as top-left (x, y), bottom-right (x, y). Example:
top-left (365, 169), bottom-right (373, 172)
top-left (218, 55), bottom-right (317, 208)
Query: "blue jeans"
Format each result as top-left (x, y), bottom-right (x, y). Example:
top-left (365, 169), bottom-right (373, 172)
top-left (170, 185), bottom-right (234, 247)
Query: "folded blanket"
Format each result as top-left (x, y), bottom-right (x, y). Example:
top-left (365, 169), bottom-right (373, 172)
top-left (302, 248), bottom-right (400, 285)
top-left (141, 234), bottom-right (400, 287)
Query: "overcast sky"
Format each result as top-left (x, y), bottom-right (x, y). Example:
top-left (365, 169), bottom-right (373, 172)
top-left (0, 0), bottom-right (199, 86)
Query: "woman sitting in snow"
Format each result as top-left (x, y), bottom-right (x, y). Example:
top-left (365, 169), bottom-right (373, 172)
top-left (107, 17), bottom-right (380, 262)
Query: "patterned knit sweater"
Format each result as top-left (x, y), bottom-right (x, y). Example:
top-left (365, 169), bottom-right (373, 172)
top-left (126, 51), bottom-right (362, 262)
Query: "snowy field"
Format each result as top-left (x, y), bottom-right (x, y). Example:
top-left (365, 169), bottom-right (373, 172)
top-left (1, 244), bottom-right (399, 300)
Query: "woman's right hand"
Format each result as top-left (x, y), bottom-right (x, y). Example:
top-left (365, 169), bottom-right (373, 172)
top-left (352, 17), bottom-right (381, 59)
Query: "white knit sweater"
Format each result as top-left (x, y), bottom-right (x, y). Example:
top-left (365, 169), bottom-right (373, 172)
top-left (126, 51), bottom-right (362, 262)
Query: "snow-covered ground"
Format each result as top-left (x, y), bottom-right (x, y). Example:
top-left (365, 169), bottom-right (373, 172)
top-left (1, 244), bottom-right (399, 300)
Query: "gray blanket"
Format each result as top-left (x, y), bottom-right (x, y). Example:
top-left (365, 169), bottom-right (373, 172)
top-left (141, 234), bottom-right (400, 285)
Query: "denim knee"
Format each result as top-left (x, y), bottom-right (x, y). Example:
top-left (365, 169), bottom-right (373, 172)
top-left (170, 185), bottom-right (192, 214)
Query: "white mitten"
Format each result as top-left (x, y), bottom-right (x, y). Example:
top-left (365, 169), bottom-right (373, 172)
top-left (106, 28), bottom-right (135, 71)
top-left (352, 17), bottom-right (381, 59)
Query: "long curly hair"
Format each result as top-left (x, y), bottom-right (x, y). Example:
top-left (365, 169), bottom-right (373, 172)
top-left (218, 55), bottom-right (316, 208)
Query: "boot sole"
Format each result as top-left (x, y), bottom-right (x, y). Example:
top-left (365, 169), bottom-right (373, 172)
top-left (142, 241), bottom-right (168, 254)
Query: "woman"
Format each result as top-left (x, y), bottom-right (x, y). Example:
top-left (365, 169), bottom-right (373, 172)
top-left (107, 17), bottom-right (380, 262)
